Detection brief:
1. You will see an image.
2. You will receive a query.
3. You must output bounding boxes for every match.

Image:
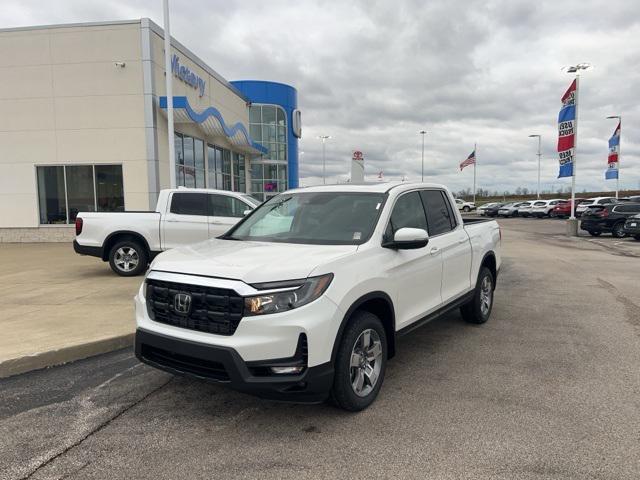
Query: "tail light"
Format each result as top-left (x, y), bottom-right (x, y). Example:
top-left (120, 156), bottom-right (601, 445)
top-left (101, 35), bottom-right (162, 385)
top-left (75, 217), bottom-right (83, 235)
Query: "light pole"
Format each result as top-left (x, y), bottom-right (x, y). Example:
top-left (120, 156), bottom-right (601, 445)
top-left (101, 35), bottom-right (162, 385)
top-left (163, 0), bottom-right (176, 188)
top-left (528, 134), bottom-right (541, 199)
top-left (419, 130), bottom-right (427, 181)
top-left (318, 135), bottom-right (331, 184)
top-left (606, 115), bottom-right (621, 198)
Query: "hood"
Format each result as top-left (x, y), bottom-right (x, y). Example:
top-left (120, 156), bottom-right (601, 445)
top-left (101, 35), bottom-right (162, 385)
top-left (150, 238), bottom-right (358, 284)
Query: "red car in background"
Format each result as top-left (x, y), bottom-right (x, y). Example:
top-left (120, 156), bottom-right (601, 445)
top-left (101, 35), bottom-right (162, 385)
top-left (551, 198), bottom-right (586, 218)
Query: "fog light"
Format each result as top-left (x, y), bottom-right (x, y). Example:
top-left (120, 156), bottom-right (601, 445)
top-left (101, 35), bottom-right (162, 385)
top-left (270, 366), bottom-right (304, 375)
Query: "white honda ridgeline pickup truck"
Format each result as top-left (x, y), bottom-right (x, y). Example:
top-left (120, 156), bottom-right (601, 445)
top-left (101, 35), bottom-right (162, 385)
top-left (135, 182), bottom-right (501, 411)
top-left (73, 188), bottom-right (260, 276)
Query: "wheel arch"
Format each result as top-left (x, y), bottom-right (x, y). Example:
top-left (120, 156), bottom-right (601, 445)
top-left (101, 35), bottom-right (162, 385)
top-left (331, 292), bottom-right (396, 363)
top-left (479, 251), bottom-right (497, 287)
top-left (102, 231), bottom-right (151, 261)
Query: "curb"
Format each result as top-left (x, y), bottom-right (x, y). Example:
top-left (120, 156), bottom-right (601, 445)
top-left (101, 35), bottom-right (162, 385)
top-left (0, 333), bottom-right (135, 379)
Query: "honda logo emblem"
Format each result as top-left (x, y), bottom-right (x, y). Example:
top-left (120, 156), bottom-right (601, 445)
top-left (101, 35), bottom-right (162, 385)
top-left (174, 293), bottom-right (192, 315)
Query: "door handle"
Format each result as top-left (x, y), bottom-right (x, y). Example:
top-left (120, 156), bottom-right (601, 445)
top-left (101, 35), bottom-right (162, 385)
top-left (458, 237), bottom-right (468, 244)
top-left (430, 247), bottom-right (440, 255)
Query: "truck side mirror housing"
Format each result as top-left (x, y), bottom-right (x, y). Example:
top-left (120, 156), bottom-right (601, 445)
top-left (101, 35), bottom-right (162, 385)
top-left (382, 227), bottom-right (429, 250)
top-left (243, 209), bottom-right (252, 216)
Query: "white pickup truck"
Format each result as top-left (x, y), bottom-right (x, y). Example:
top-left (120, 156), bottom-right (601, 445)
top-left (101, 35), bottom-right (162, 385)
top-left (73, 188), bottom-right (259, 276)
top-left (134, 182), bottom-right (501, 411)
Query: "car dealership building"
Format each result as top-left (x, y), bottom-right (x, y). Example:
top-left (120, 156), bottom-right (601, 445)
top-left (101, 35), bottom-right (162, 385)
top-left (0, 19), bottom-right (300, 241)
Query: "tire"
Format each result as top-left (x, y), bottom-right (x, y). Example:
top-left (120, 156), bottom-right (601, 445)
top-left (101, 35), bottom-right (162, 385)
top-left (108, 239), bottom-right (148, 276)
top-left (330, 310), bottom-right (387, 411)
top-left (460, 267), bottom-right (494, 324)
top-left (634, 235), bottom-right (640, 241)
top-left (611, 222), bottom-right (626, 239)
top-left (463, 206), bottom-right (471, 213)
top-left (588, 231), bottom-right (601, 237)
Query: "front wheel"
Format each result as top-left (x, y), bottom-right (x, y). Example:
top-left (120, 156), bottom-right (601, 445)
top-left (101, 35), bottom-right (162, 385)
top-left (634, 235), bottom-right (640, 241)
top-left (612, 222), bottom-right (627, 238)
top-left (108, 240), bottom-right (148, 276)
top-left (330, 310), bottom-right (387, 411)
top-left (463, 206), bottom-right (471, 213)
top-left (461, 267), bottom-right (494, 324)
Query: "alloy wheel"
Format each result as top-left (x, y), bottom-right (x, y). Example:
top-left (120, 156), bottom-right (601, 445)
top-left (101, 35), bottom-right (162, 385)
top-left (480, 275), bottom-right (493, 316)
top-left (350, 329), bottom-right (383, 397)
top-left (114, 247), bottom-right (139, 272)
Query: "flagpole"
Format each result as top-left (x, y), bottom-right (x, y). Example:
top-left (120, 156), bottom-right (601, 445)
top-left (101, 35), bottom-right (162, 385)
top-left (473, 142), bottom-right (477, 204)
top-left (570, 75), bottom-right (578, 220)
top-left (617, 117), bottom-right (621, 199)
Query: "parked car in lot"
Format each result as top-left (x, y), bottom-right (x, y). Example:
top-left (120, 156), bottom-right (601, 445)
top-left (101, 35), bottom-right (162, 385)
top-left (455, 198), bottom-right (476, 212)
top-left (74, 188), bottom-right (260, 276)
top-left (551, 198), bottom-right (586, 218)
top-left (134, 182), bottom-right (502, 411)
top-left (511, 201), bottom-right (533, 217)
top-left (531, 199), bottom-right (564, 218)
top-left (497, 202), bottom-right (527, 217)
top-left (575, 197), bottom-right (617, 217)
top-left (483, 203), bottom-right (507, 217)
top-left (580, 202), bottom-right (640, 238)
top-left (623, 214), bottom-right (640, 240)
top-left (477, 202), bottom-right (498, 216)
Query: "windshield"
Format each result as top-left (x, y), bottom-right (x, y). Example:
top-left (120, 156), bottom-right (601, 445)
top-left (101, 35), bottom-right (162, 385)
top-left (226, 192), bottom-right (385, 245)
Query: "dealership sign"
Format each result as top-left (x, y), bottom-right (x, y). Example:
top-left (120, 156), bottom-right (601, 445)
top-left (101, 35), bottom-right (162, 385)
top-left (171, 55), bottom-right (205, 97)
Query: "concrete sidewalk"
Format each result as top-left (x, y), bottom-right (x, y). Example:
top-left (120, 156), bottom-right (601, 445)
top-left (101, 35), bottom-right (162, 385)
top-left (0, 243), bottom-right (140, 378)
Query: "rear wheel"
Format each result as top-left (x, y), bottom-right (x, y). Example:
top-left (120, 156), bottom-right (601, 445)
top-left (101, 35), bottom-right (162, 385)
top-left (330, 310), bottom-right (387, 411)
top-left (612, 222), bottom-right (626, 238)
top-left (634, 235), bottom-right (640, 241)
top-left (588, 231), bottom-right (601, 237)
top-left (460, 267), bottom-right (494, 324)
top-left (108, 240), bottom-right (148, 276)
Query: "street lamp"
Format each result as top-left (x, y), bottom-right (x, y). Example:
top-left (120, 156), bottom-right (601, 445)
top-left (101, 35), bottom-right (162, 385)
top-left (318, 135), bottom-right (331, 184)
top-left (606, 115), bottom-right (621, 199)
top-left (528, 134), bottom-right (542, 199)
top-left (419, 130), bottom-right (427, 182)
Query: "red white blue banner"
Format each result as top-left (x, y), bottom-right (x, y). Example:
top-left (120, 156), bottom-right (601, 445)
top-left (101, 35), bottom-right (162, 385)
top-left (605, 121), bottom-right (620, 180)
top-left (557, 80), bottom-right (576, 178)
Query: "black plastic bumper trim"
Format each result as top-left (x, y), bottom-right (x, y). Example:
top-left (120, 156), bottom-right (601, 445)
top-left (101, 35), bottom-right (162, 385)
top-left (73, 240), bottom-right (103, 258)
top-left (135, 329), bottom-right (333, 403)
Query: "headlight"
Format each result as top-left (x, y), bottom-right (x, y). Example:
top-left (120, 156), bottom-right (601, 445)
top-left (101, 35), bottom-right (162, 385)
top-left (244, 273), bottom-right (333, 316)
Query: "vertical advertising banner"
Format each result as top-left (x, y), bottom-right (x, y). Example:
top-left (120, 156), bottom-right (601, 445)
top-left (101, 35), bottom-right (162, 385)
top-left (605, 122), bottom-right (620, 180)
top-left (557, 80), bottom-right (576, 178)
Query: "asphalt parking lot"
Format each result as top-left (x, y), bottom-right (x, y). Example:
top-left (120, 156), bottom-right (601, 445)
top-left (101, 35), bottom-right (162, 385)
top-left (1, 218), bottom-right (639, 480)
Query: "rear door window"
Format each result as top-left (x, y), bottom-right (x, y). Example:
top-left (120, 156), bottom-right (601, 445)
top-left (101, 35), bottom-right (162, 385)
top-left (169, 192), bottom-right (208, 216)
top-left (420, 190), bottom-right (455, 236)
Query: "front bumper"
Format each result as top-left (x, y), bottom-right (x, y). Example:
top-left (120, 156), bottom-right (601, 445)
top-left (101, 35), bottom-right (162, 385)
top-left (623, 220), bottom-right (640, 235)
top-left (135, 329), bottom-right (333, 403)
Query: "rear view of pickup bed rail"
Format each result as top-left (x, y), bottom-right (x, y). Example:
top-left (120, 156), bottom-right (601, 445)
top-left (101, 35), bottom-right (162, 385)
top-left (73, 188), bottom-right (259, 276)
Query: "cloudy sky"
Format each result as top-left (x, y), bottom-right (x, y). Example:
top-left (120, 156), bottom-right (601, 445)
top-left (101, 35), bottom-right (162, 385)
top-left (3, 0), bottom-right (639, 193)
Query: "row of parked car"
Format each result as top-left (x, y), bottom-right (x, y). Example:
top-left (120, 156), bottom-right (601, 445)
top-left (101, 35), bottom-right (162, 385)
top-left (457, 196), bottom-right (640, 239)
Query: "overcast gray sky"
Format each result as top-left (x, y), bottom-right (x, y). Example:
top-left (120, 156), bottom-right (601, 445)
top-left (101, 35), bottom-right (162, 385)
top-left (2, 0), bottom-right (639, 193)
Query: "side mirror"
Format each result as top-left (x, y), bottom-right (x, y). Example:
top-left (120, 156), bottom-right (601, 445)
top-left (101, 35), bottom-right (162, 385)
top-left (243, 209), bottom-right (252, 216)
top-left (383, 227), bottom-right (429, 250)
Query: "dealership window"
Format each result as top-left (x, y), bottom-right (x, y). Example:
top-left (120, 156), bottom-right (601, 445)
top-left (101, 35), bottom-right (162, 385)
top-left (37, 165), bottom-right (124, 224)
top-left (248, 104), bottom-right (288, 201)
top-left (176, 132), bottom-right (247, 193)
top-left (175, 133), bottom-right (205, 188)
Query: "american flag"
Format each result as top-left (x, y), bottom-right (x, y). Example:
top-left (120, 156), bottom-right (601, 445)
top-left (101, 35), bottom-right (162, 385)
top-left (460, 150), bottom-right (476, 171)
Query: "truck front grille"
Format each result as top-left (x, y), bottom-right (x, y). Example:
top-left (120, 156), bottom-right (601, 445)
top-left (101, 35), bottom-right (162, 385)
top-left (145, 279), bottom-right (244, 336)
